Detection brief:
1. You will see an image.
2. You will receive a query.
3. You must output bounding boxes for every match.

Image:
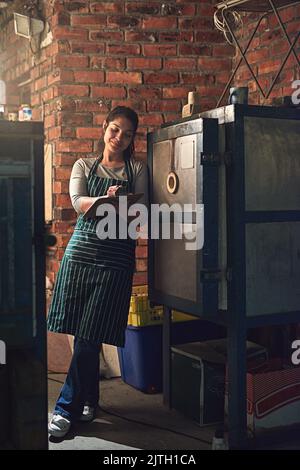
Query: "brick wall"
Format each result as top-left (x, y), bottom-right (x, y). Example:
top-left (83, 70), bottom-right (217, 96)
top-left (1, 0), bottom-right (235, 287)
top-left (47, 0), bottom-right (235, 286)
top-left (4, 1), bottom-right (299, 287)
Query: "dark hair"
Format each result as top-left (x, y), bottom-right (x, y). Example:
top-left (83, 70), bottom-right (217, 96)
top-left (105, 106), bottom-right (139, 161)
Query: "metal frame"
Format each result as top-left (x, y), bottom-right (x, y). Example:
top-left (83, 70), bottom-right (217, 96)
top-left (0, 121), bottom-right (48, 449)
top-left (216, 0), bottom-right (300, 11)
top-left (216, 0), bottom-right (300, 106)
top-left (0, 121), bottom-right (45, 348)
top-left (203, 104), bottom-right (300, 447)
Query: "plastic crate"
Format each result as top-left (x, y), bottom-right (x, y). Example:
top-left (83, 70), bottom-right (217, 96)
top-left (118, 325), bottom-right (163, 393)
top-left (128, 294), bottom-right (163, 327)
top-left (172, 310), bottom-right (197, 322)
top-left (118, 321), bottom-right (226, 394)
top-left (131, 285), bottom-right (148, 295)
top-left (129, 286), bottom-right (197, 326)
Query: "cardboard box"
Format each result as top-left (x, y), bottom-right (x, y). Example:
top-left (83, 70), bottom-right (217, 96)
top-left (100, 344), bottom-right (121, 379)
top-left (171, 339), bottom-right (267, 426)
top-left (246, 359), bottom-right (300, 435)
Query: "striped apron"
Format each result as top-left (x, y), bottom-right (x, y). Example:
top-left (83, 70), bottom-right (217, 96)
top-left (47, 157), bottom-right (136, 346)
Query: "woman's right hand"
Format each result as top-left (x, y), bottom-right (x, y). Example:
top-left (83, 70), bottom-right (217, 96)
top-left (107, 185), bottom-right (122, 197)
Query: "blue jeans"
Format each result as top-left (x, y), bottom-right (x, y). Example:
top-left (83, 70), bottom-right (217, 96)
top-left (54, 337), bottom-right (101, 421)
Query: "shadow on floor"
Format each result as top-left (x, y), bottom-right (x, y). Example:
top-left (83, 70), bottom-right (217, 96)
top-left (48, 373), bottom-right (300, 451)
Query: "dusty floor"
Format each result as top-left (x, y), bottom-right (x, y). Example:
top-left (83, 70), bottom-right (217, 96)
top-left (48, 373), bottom-right (214, 450)
top-left (48, 373), bottom-right (300, 451)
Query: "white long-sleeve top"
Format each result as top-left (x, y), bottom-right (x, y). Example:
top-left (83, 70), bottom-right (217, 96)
top-left (69, 157), bottom-right (149, 214)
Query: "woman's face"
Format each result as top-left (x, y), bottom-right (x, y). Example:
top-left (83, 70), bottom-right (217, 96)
top-left (103, 116), bottom-right (135, 157)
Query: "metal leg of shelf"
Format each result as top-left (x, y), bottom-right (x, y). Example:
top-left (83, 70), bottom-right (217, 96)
top-left (227, 314), bottom-right (248, 449)
top-left (163, 305), bottom-right (172, 408)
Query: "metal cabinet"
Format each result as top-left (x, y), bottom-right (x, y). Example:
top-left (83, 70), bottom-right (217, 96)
top-left (148, 104), bottom-right (300, 448)
top-left (0, 121), bottom-right (47, 449)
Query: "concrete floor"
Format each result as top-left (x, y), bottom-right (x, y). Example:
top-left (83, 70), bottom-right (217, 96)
top-left (48, 373), bottom-right (214, 450)
top-left (48, 373), bottom-right (300, 451)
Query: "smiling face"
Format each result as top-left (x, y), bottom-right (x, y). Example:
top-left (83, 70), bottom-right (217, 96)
top-left (103, 116), bottom-right (135, 158)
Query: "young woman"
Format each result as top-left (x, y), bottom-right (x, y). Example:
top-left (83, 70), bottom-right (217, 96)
top-left (47, 106), bottom-right (148, 438)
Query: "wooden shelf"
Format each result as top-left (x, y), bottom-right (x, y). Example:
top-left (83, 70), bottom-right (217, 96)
top-left (216, 0), bottom-right (300, 12)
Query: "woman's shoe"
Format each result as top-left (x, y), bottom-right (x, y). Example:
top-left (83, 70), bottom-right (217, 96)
top-left (79, 405), bottom-right (95, 422)
top-left (48, 414), bottom-right (71, 438)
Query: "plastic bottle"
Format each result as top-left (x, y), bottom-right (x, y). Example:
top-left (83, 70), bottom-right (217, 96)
top-left (18, 104), bottom-right (32, 121)
top-left (0, 80), bottom-right (6, 116)
top-left (211, 428), bottom-right (228, 450)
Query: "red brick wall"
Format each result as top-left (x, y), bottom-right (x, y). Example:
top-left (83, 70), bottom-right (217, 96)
top-left (0, 1), bottom-right (299, 287)
top-left (1, 0), bottom-right (234, 286)
top-left (229, 3), bottom-right (300, 104)
top-left (47, 0), bottom-right (235, 286)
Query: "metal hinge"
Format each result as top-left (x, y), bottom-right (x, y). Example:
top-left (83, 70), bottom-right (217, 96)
top-left (200, 269), bottom-right (223, 282)
top-left (201, 151), bottom-right (232, 166)
top-left (200, 268), bottom-right (232, 282)
top-left (201, 152), bottom-right (221, 166)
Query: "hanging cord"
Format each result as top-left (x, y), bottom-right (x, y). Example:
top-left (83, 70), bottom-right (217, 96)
top-left (214, 3), bottom-right (243, 45)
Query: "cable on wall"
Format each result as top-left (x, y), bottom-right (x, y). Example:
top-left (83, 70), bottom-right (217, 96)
top-left (214, 2), bottom-right (243, 45)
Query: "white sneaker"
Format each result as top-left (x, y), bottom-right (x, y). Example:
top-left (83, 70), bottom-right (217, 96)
top-left (48, 414), bottom-right (71, 438)
top-left (79, 405), bottom-right (95, 422)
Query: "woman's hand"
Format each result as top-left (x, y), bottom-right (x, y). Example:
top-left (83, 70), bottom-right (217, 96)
top-left (107, 185), bottom-right (123, 197)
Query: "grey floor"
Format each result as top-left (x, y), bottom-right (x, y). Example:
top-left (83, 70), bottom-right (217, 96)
top-left (48, 373), bottom-right (214, 450)
top-left (48, 373), bottom-right (300, 451)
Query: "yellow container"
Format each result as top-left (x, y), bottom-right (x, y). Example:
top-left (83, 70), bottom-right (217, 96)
top-left (128, 286), bottom-right (163, 327)
top-left (128, 286), bottom-right (196, 326)
top-left (172, 310), bottom-right (197, 322)
top-left (132, 285), bottom-right (148, 295)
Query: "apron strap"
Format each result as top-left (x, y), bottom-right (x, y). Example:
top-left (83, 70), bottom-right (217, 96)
top-left (92, 154), bottom-right (134, 193)
top-left (89, 156), bottom-right (102, 177)
top-left (125, 158), bottom-right (134, 193)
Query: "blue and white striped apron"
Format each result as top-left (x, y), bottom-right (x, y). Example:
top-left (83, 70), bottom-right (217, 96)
top-left (47, 157), bottom-right (136, 346)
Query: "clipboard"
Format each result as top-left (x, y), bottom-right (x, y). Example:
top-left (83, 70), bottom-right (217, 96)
top-left (83, 193), bottom-right (144, 219)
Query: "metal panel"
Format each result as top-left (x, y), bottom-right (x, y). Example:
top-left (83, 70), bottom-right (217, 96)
top-left (246, 222), bottom-right (300, 316)
top-left (152, 134), bottom-right (198, 207)
top-left (0, 122), bottom-right (44, 347)
top-left (152, 134), bottom-right (200, 305)
top-left (244, 117), bottom-right (300, 211)
top-left (154, 227), bottom-right (198, 302)
top-left (149, 118), bottom-right (219, 317)
top-left (0, 176), bottom-right (32, 314)
top-left (0, 122), bottom-right (47, 450)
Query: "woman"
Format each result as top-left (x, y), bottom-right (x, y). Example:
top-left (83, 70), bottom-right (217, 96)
top-left (48, 106), bottom-right (148, 438)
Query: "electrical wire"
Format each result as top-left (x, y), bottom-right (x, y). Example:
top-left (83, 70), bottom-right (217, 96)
top-left (48, 375), bottom-right (211, 445)
top-left (47, 375), bottom-right (286, 445)
top-left (214, 3), bottom-right (243, 45)
top-left (99, 405), bottom-right (211, 445)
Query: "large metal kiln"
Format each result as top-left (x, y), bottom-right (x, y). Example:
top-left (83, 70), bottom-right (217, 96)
top-left (148, 104), bottom-right (300, 447)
